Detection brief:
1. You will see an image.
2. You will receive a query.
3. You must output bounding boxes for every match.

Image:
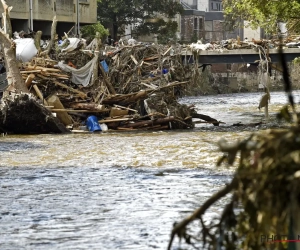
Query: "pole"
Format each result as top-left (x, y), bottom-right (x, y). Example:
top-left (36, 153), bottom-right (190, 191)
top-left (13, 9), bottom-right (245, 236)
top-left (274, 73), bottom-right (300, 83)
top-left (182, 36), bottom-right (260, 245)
top-left (76, 0), bottom-right (80, 37)
top-left (29, 0), bottom-right (33, 31)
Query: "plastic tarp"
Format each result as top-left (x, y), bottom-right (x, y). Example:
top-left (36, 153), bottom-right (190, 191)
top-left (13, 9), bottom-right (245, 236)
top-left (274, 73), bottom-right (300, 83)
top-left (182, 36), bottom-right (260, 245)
top-left (61, 38), bottom-right (81, 52)
top-left (15, 38), bottom-right (38, 62)
top-left (58, 56), bottom-right (98, 87)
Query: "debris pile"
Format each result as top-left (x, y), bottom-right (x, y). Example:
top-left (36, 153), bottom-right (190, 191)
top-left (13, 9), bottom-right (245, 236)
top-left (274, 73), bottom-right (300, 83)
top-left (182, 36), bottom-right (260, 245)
top-left (186, 35), bottom-right (300, 52)
top-left (2, 20), bottom-right (299, 134)
top-left (2, 33), bottom-right (219, 134)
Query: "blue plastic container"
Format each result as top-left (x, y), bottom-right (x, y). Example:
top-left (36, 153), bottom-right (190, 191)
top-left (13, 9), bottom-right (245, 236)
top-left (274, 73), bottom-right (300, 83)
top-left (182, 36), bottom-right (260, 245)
top-left (86, 116), bottom-right (102, 132)
top-left (100, 60), bottom-right (109, 73)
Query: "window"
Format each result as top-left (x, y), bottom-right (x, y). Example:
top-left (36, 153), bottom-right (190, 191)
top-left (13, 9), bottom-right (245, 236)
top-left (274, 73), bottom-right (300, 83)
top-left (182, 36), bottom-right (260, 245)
top-left (194, 17), bottom-right (198, 30)
top-left (199, 18), bottom-right (203, 30)
top-left (210, 1), bottom-right (222, 11)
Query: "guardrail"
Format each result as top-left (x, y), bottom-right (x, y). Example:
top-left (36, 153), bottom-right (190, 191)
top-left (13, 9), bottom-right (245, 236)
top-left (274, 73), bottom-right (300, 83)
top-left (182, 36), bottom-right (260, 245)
top-left (182, 48), bottom-right (300, 64)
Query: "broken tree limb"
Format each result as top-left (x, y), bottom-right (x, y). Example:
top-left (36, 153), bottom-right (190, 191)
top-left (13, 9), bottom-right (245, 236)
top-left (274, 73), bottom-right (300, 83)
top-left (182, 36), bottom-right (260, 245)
top-left (99, 63), bottom-right (116, 95)
top-left (36, 74), bottom-right (88, 99)
top-left (192, 113), bottom-right (220, 126)
top-left (41, 16), bottom-right (57, 56)
top-left (120, 116), bottom-right (175, 128)
top-left (90, 32), bottom-right (101, 86)
top-left (167, 178), bottom-right (238, 250)
top-left (34, 30), bottom-right (42, 54)
top-left (52, 80), bottom-right (87, 99)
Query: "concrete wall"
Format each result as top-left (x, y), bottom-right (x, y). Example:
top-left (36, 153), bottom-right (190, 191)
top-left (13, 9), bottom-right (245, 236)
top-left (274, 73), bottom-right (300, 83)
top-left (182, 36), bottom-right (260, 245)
top-left (243, 21), bottom-right (261, 40)
top-left (197, 0), bottom-right (209, 11)
top-left (0, 0), bottom-right (97, 35)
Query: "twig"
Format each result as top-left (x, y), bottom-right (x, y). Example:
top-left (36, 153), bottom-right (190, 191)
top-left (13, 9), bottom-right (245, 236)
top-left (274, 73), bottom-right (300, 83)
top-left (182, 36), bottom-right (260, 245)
top-left (167, 178), bottom-right (237, 250)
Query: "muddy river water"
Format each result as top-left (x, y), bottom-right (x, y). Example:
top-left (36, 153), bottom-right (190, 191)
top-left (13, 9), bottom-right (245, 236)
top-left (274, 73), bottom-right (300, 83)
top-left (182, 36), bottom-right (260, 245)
top-left (1, 91), bottom-right (299, 250)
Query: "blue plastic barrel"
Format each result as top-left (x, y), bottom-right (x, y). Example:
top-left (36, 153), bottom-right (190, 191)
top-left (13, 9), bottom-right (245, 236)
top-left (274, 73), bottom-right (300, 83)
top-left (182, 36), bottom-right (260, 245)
top-left (86, 116), bottom-right (102, 132)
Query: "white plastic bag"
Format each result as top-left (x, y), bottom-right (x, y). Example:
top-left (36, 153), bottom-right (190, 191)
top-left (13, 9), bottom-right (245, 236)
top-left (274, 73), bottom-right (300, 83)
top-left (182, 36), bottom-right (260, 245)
top-left (14, 38), bottom-right (38, 62)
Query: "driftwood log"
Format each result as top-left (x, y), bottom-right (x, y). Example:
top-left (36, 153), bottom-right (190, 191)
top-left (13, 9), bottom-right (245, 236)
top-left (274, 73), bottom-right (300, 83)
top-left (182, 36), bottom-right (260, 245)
top-left (41, 15), bottom-right (57, 56)
top-left (192, 113), bottom-right (220, 126)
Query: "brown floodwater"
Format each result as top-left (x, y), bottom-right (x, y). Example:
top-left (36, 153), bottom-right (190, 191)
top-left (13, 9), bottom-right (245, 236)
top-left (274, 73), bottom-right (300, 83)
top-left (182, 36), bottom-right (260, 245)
top-left (0, 90), bottom-right (299, 249)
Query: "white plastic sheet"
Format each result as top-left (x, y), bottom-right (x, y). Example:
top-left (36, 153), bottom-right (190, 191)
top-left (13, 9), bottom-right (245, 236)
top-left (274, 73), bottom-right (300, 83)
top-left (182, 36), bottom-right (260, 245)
top-left (58, 56), bottom-right (98, 87)
top-left (61, 38), bottom-right (81, 52)
top-left (14, 38), bottom-right (38, 62)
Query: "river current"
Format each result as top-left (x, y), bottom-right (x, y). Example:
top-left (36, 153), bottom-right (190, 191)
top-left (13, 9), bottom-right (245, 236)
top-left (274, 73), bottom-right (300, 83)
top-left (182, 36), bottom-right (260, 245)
top-left (0, 90), bottom-right (299, 250)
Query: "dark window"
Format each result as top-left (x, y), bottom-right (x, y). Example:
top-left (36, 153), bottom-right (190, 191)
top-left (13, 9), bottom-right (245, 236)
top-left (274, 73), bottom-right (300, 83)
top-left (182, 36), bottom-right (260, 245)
top-left (210, 1), bottom-right (222, 11)
top-left (199, 18), bottom-right (203, 30)
top-left (194, 17), bottom-right (198, 30)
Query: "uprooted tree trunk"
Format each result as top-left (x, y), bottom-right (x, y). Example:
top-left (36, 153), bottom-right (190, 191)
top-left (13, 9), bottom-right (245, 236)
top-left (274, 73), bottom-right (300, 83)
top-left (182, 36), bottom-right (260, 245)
top-left (1, 0), bottom-right (12, 38)
top-left (0, 0), bottom-right (28, 94)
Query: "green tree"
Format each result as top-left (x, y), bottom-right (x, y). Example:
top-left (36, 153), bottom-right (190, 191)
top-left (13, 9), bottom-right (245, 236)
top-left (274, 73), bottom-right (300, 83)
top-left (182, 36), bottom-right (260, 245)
top-left (80, 22), bottom-right (109, 40)
top-left (223, 0), bottom-right (300, 35)
top-left (97, 0), bottom-right (183, 41)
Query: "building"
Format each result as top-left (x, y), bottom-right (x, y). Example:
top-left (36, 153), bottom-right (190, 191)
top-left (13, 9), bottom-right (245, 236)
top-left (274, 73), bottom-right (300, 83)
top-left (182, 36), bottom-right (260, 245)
top-left (180, 0), bottom-right (247, 42)
top-left (0, 0), bottom-right (97, 37)
top-left (180, 0), bottom-right (205, 42)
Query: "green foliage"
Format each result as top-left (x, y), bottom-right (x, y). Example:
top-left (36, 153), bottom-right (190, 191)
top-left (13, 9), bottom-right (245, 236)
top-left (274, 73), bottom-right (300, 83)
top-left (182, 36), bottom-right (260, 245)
top-left (133, 19), bottom-right (179, 43)
top-left (97, 0), bottom-right (183, 40)
top-left (157, 21), bottom-right (179, 44)
top-left (80, 22), bottom-right (109, 39)
top-left (293, 57), bottom-right (300, 64)
top-left (223, 0), bottom-right (300, 34)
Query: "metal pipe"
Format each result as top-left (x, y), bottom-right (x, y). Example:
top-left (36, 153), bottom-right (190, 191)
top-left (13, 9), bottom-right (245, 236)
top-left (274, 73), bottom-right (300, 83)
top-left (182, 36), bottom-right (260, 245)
top-left (76, 0), bottom-right (80, 37)
top-left (29, 0), bottom-right (33, 31)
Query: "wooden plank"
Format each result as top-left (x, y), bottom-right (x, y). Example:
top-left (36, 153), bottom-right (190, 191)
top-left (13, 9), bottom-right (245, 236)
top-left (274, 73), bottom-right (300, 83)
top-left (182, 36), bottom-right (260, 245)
top-left (50, 109), bottom-right (110, 113)
top-left (25, 65), bottom-right (61, 72)
top-left (163, 47), bottom-right (172, 56)
top-left (113, 104), bottom-right (138, 113)
top-left (21, 70), bottom-right (41, 73)
top-left (144, 56), bottom-right (159, 61)
top-left (130, 55), bottom-right (138, 65)
top-left (47, 95), bottom-right (73, 126)
top-left (98, 118), bottom-right (133, 123)
top-left (25, 74), bottom-right (35, 88)
top-left (33, 84), bottom-right (48, 106)
top-left (140, 82), bottom-right (157, 89)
